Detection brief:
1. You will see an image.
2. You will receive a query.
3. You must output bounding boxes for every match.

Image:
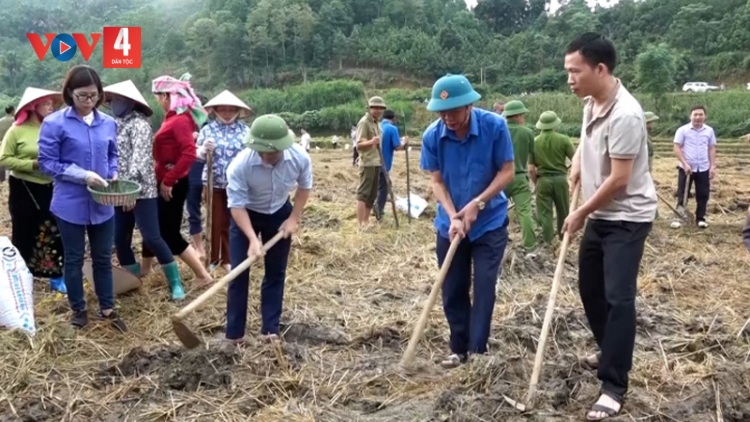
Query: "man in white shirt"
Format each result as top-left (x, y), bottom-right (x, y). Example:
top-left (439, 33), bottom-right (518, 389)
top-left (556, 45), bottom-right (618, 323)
top-left (300, 129), bottom-right (311, 152)
top-left (673, 105), bottom-right (716, 228)
top-left (225, 114), bottom-right (313, 344)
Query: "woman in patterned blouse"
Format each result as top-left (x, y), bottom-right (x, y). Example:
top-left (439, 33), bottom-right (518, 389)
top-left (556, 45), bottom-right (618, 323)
top-left (197, 90), bottom-right (252, 271)
top-left (103, 80), bottom-right (187, 301)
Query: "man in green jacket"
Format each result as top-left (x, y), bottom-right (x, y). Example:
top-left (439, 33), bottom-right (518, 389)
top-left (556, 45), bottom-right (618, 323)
top-left (530, 111), bottom-right (575, 244)
top-left (503, 100), bottom-right (536, 252)
top-left (0, 105), bottom-right (15, 182)
top-left (354, 96), bottom-right (387, 227)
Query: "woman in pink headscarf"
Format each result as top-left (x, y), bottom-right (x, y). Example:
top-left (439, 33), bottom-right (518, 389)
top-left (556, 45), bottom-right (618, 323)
top-left (0, 87), bottom-right (66, 293)
top-left (141, 73), bottom-right (212, 287)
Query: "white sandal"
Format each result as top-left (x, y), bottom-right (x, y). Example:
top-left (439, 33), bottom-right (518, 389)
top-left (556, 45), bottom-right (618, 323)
top-left (440, 353), bottom-right (466, 368)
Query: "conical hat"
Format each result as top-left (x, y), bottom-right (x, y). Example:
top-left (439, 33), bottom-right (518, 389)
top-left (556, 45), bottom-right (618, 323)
top-left (103, 80), bottom-right (153, 116)
top-left (15, 87), bottom-right (62, 117)
top-left (204, 90), bottom-right (252, 118)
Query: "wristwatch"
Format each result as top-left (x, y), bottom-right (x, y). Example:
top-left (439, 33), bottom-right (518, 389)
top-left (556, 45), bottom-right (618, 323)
top-left (473, 198), bottom-right (485, 210)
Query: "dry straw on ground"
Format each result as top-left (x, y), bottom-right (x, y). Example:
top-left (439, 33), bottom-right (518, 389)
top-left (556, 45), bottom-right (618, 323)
top-left (1, 149), bottom-right (749, 421)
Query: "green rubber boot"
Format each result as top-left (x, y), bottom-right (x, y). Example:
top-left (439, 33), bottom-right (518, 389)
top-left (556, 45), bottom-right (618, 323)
top-left (123, 263), bottom-right (141, 277)
top-left (162, 262), bottom-right (185, 301)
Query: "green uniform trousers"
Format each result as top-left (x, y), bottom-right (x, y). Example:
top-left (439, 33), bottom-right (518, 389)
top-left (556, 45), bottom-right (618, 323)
top-left (506, 174), bottom-right (536, 249)
top-left (536, 175), bottom-right (569, 244)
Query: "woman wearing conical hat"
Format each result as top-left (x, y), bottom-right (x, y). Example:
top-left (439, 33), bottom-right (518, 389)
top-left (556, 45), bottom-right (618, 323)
top-left (102, 80), bottom-right (186, 301)
top-left (147, 73), bottom-right (213, 287)
top-left (197, 90), bottom-right (252, 271)
top-left (0, 87), bottom-right (66, 294)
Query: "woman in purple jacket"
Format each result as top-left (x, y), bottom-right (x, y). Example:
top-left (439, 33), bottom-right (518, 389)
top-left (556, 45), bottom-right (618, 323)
top-left (38, 65), bottom-right (127, 332)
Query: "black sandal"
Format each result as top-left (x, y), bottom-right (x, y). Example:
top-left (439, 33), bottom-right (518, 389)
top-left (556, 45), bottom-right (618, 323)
top-left (586, 403), bottom-right (620, 420)
top-left (585, 392), bottom-right (623, 421)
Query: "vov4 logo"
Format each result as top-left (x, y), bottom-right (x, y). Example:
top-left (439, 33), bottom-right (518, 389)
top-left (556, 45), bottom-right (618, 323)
top-left (26, 27), bottom-right (142, 69)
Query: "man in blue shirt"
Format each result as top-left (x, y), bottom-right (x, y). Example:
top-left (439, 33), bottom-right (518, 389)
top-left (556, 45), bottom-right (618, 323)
top-left (375, 109), bottom-right (409, 220)
top-left (420, 74), bottom-right (515, 367)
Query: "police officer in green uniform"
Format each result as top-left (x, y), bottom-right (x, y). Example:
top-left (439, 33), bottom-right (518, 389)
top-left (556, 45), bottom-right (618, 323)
top-left (529, 111), bottom-right (575, 244)
top-left (355, 96), bottom-right (386, 227)
top-left (503, 100), bottom-right (536, 252)
top-left (645, 111), bottom-right (659, 218)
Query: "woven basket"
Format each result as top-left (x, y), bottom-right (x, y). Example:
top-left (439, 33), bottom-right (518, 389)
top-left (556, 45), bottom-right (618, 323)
top-left (87, 179), bottom-right (141, 207)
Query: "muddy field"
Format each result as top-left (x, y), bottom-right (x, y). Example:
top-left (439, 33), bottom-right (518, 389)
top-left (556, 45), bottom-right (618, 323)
top-left (1, 148), bottom-right (749, 422)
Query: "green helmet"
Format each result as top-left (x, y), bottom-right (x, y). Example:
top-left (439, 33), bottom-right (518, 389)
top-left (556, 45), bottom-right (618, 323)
top-left (244, 114), bottom-right (295, 152)
top-left (426, 74), bottom-right (481, 112)
top-left (503, 100), bottom-right (529, 117)
top-left (644, 111), bottom-right (659, 123)
top-left (536, 111), bottom-right (561, 131)
top-left (368, 96), bottom-right (387, 109)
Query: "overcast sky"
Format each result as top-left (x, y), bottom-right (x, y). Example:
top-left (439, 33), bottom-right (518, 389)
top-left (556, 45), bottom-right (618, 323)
top-left (463, 0), bottom-right (621, 13)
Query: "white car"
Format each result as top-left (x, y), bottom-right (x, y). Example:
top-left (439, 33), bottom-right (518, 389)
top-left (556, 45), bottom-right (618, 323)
top-left (682, 82), bottom-right (720, 93)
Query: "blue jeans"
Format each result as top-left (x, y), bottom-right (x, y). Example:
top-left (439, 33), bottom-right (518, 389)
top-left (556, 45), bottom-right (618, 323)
top-left (56, 216), bottom-right (115, 312)
top-left (114, 198), bottom-right (174, 266)
top-left (187, 160), bottom-right (204, 235)
top-left (226, 201), bottom-right (292, 339)
top-left (437, 223), bottom-right (509, 355)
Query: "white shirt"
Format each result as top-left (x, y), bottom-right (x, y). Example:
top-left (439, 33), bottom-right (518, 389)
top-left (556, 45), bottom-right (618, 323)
top-left (82, 112), bottom-right (94, 125)
top-left (300, 133), bottom-right (311, 150)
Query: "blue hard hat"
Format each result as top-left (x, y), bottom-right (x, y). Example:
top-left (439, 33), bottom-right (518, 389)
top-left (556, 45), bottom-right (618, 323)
top-left (426, 74), bottom-right (482, 112)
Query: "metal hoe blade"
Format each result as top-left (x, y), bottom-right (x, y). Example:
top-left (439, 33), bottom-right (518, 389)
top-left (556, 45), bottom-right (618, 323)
top-left (172, 318), bottom-right (202, 349)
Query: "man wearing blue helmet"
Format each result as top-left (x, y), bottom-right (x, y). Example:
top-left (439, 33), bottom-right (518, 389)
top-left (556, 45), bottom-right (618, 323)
top-left (420, 74), bottom-right (515, 367)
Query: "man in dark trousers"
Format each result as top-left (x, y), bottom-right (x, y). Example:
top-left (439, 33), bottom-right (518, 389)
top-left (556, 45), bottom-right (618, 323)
top-left (563, 33), bottom-right (657, 420)
top-left (673, 105), bottom-right (716, 228)
top-left (375, 109), bottom-right (408, 221)
top-left (420, 74), bottom-right (514, 368)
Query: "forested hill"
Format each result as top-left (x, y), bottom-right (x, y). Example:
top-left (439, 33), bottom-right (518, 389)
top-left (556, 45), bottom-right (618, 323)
top-left (1, 0), bottom-right (749, 97)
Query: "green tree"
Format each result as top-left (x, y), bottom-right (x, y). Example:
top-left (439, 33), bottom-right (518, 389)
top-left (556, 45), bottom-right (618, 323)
top-left (636, 43), bottom-right (676, 112)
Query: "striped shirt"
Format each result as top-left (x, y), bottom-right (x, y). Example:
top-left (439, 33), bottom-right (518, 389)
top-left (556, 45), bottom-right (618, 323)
top-left (673, 123), bottom-right (716, 172)
top-left (226, 143), bottom-right (313, 214)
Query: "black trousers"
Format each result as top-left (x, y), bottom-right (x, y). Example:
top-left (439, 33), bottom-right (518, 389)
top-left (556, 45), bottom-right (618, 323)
top-left (578, 219), bottom-right (652, 399)
top-left (375, 167), bottom-right (389, 219)
top-left (142, 176), bottom-right (191, 258)
top-left (676, 168), bottom-right (710, 223)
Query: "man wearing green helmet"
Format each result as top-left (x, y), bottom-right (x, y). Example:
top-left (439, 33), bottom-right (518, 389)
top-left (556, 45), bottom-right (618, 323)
top-left (530, 110), bottom-right (575, 244)
top-left (503, 100), bottom-right (537, 253)
top-left (224, 114), bottom-right (313, 344)
top-left (354, 96), bottom-right (387, 227)
top-left (420, 73), bottom-right (515, 367)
